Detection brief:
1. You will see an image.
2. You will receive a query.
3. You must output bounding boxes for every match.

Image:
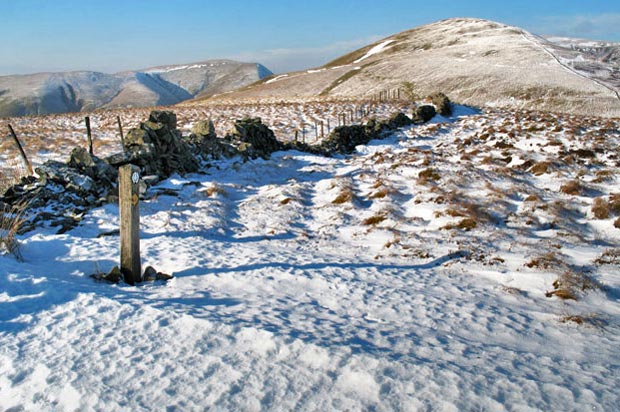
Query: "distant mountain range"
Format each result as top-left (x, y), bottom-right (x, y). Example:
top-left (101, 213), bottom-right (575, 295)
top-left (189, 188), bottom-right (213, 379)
top-left (191, 18), bottom-right (620, 117)
top-left (3, 18), bottom-right (619, 118)
top-left (0, 60), bottom-right (272, 117)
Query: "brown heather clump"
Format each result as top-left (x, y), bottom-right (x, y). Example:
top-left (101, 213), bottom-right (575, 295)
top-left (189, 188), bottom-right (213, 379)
top-left (593, 169), bottom-right (614, 183)
top-left (609, 194), bottom-right (620, 214)
top-left (442, 217), bottom-right (477, 231)
top-left (202, 184), bottom-right (227, 197)
top-left (545, 271), bottom-right (603, 301)
top-left (560, 180), bottom-right (582, 195)
top-left (332, 189), bottom-right (354, 205)
top-left (1, 201), bottom-right (28, 260)
top-left (559, 314), bottom-right (607, 328)
top-left (592, 197), bottom-right (610, 219)
top-left (529, 161), bottom-right (552, 176)
top-left (418, 168), bottom-right (440, 180)
top-left (594, 248), bottom-right (620, 265)
top-left (524, 194), bottom-right (541, 202)
top-left (362, 214), bottom-right (387, 226)
top-left (525, 252), bottom-right (560, 269)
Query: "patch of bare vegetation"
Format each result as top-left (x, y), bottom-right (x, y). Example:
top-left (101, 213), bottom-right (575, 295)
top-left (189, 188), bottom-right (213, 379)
top-left (0, 201), bottom-right (27, 259)
top-left (332, 188), bottom-right (355, 205)
top-left (559, 313), bottom-right (607, 328)
top-left (200, 184), bottom-right (227, 198)
top-left (525, 252), bottom-right (561, 270)
top-left (362, 213), bottom-right (388, 226)
top-left (594, 248), bottom-right (620, 265)
top-left (417, 168), bottom-right (440, 185)
top-left (442, 218), bottom-right (477, 231)
top-left (559, 180), bottom-right (582, 195)
top-left (545, 271), bottom-right (603, 301)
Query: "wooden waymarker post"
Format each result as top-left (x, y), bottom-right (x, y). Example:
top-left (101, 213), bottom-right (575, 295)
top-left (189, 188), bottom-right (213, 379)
top-left (85, 116), bottom-right (93, 155)
top-left (119, 164), bottom-right (141, 285)
top-left (7, 124), bottom-right (34, 176)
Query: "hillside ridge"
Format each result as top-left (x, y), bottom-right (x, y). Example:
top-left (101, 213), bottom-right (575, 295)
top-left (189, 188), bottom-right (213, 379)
top-left (190, 18), bottom-right (620, 117)
top-left (0, 60), bottom-right (273, 117)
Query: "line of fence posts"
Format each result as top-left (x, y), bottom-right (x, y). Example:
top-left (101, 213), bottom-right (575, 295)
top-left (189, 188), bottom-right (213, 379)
top-left (373, 88), bottom-right (403, 102)
top-left (289, 98), bottom-right (406, 144)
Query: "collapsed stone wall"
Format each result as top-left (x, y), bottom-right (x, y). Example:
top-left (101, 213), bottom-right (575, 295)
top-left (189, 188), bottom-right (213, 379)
top-left (1, 97), bottom-right (448, 234)
top-left (0, 111), bottom-right (286, 233)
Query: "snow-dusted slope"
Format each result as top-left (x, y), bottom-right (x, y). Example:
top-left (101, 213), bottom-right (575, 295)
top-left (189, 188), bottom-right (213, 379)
top-left (2, 108), bottom-right (620, 411)
top-left (540, 35), bottom-right (620, 96)
top-left (0, 60), bottom-right (273, 117)
top-left (0, 71), bottom-right (124, 116)
top-left (202, 18), bottom-right (620, 117)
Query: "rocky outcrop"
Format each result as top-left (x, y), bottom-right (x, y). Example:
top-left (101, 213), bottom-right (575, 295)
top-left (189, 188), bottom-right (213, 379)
top-left (413, 105), bottom-right (437, 123)
top-left (426, 92), bottom-right (452, 116)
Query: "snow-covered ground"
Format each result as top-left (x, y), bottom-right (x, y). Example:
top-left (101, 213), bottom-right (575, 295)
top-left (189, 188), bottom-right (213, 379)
top-left (2, 107), bottom-right (620, 411)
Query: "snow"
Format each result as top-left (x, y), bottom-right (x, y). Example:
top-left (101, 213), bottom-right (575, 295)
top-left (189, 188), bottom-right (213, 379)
top-left (2, 108), bottom-right (620, 411)
top-left (265, 74), bottom-right (289, 84)
top-left (354, 40), bottom-right (396, 63)
top-left (145, 62), bottom-right (228, 74)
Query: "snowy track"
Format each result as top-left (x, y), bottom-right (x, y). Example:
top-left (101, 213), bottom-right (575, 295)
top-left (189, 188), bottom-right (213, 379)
top-left (2, 109), bottom-right (620, 411)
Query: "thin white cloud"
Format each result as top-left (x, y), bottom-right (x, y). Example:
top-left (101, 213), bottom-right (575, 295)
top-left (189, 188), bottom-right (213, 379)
top-left (228, 35), bottom-right (385, 74)
top-left (528, 13), bottom-right (620, 41)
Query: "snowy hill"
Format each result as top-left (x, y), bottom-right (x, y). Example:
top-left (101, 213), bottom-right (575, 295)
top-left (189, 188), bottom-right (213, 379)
top-left (0, 60), bottom-right (272, 117)
top-left (197, 18), bottom-right (620, 117)
top-left (1, 105), bottom-right (620, 410)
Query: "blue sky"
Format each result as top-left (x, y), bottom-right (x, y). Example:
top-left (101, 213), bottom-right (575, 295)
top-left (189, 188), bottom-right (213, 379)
top-left (1, 0), bottom-right (618, 75)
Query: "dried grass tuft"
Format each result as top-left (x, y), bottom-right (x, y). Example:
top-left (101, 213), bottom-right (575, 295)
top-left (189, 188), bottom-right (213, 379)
top-left (560, 180), bottom-right (582, 195)
top-left (362, 214), bottom-right (387, 226)
top-left (202, 184), bottom-right (227, 197)
top-left (594, 248), bottom-right (620, 265)
top-left (592, 197), bottom-right (610, 219)
top-left (442, 217), bottom-right (477, 231)
top-left (559, 314), bottom-right (607, 328)
top-left (529, 161), bottom-right (552, 176)
top-left (545, 271), bottom-right (603, 300)
top-left (1, 201), bottom-right (28, 260)
top-left (525, 252), bottom-right (559, 269)
top-left (332, 188), bottom-right (355, 204)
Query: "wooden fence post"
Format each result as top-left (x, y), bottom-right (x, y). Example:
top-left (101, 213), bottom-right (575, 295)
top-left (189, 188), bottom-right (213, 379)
top-left (119, 164), bottom-right (141, 285)
top-left (7, 124), bottom-right (34, 176)
top-left (85, 116), bottom-right (93, 155)
top-left (117, 116), bottom-right (125, 148)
